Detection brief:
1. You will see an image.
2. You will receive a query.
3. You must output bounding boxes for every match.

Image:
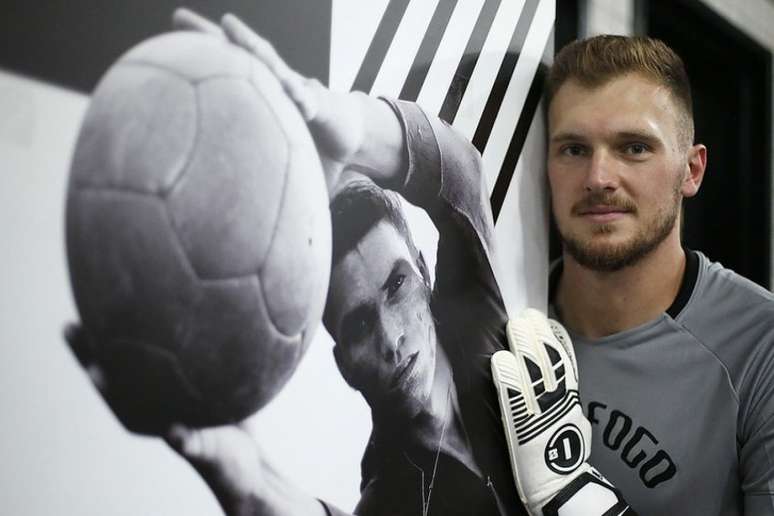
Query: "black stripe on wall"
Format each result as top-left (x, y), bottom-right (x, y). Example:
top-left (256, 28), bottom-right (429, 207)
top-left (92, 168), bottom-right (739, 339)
top-left (471, 0), bottom-right (540, 153)
top-left (437, 0), bottom-right (501, 123)
top-left (350, 0), bottom-right (411, 93)
top-left (398, 0), bottom-right (459, 101)
top-left (490, 64), bottom-right (545, 222)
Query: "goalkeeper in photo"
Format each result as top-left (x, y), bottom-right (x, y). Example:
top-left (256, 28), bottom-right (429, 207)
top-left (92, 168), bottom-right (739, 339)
top-left (66, 7), bottom-right (522, 516)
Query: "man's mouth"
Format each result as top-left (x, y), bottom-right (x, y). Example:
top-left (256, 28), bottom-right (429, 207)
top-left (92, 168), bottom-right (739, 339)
top-left (391, 351), bottom-right (419, 390)
top-left (576, 204), bottom-right (631, 223)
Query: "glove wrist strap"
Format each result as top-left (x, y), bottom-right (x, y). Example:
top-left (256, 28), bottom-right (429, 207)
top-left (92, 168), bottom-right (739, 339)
top-left (541, 469), bottom-right (637, 516)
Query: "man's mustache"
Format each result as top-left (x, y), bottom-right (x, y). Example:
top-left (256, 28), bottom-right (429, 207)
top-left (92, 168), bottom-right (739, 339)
top-left (571, 192), bottom-right (637, 216)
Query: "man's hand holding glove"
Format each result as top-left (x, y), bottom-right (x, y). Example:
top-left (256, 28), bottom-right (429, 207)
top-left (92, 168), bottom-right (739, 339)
top-left (492, 309), bottom-right (636, 516)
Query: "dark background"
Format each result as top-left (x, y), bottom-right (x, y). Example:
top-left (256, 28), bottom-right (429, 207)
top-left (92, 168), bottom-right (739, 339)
top-left (0, 0), bottom-right (331, 92)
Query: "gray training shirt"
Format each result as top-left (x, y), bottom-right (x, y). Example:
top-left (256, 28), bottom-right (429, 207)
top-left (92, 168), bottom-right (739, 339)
top-left (550, 250), bottom-right (774, 515)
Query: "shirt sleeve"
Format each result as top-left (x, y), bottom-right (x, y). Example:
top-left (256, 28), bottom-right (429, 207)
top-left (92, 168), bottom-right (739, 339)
top-left (739, 325), bottom-right (774, 514)
top-left (380, 98), bottom-right (496, 261)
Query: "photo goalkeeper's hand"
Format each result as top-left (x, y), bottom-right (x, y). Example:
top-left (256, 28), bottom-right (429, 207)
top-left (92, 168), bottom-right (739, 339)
top-left (63, 323), bottom-right (326, 516)
top-left (491, 309), bottom-right (634, 516)
top-left (172, 7), bottom-right (365, 196)
top-left (165, 421), bottom-right (296, 516)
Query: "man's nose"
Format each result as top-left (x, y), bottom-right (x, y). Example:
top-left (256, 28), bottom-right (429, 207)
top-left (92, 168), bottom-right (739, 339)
top-left (584, 149), bottom-right (618, 192)
top-left (378, 317), bottom-right (405, 364)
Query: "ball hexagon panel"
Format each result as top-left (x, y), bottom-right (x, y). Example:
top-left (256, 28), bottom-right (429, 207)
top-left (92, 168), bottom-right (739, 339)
top-left (179, 274), bottom-right (305, 422)
top-left (70, 64), bottom-right (197, 195)
top-left (66, 190), bottom-right (199, 353)
top-left (166, 75), bottom-right (289, 280)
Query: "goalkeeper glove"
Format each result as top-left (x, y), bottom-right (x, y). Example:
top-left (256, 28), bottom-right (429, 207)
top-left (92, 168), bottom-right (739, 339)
top-left (491, 309), bottom-right (635, 516)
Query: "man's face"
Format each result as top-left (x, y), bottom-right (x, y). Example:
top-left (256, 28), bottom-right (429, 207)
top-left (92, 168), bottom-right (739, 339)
top-left (547, 73), bottom-right (696, 271)
top-left (328, 220), bottom-right (436, 418)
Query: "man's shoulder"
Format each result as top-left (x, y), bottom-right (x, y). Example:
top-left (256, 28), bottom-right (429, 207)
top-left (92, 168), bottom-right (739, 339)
top-left (678, 251), bottom-right (774, 332)
top-left (676, 251), bottom-right (774, 402)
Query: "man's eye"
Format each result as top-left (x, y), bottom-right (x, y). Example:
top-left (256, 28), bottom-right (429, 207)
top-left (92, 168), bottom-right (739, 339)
top-left (624, 143), bottom-right (649, 155)
top-left (387, 274), bottom-right (405, 297)
top-left (561, 144), bottom-right (585, 157)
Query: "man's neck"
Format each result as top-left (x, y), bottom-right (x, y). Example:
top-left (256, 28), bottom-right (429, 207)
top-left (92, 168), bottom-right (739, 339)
top-left (417, 349), bottom-right (481, 475)
top-left (556, 235), bottom-right (686, 339)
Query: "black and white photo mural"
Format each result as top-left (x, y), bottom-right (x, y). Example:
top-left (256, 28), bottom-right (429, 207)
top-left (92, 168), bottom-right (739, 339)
top-left (0, 0), bottom-right (553, 514)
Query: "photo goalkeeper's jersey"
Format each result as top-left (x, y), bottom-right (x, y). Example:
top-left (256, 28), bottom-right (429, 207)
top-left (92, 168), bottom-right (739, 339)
top-left (550, 250), bottom-right (774, 515)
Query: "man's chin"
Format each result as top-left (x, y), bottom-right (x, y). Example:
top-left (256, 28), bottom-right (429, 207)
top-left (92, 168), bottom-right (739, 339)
top-left (398, 383), bottom-right (430, 414)
top-left (373, 393), bottom-right (424, 423)
top-left (563, 235), bottom-right (647, 272)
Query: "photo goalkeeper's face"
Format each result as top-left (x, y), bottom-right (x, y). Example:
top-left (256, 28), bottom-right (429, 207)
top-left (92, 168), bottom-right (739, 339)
top-left (328, 220), bottom-right (437, 419)
top-left (547, 73), bottom-right (692, 271)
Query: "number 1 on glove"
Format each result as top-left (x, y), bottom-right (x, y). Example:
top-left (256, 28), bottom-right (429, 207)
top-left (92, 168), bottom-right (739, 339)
top-left (491, 309), bottom-right (635, 516)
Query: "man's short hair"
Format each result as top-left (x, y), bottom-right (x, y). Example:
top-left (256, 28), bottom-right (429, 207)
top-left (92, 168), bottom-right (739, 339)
top-left (548, 35), bottom-right (694, 147)
top-left (329, 178), bottom-right (416, 267)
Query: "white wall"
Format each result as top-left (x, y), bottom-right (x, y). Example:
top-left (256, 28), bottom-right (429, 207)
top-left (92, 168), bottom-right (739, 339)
top-left (583, 0), bottom-right (635, 37)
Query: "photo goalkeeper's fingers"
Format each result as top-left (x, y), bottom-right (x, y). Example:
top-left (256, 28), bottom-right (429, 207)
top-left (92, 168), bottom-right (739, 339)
top-left (220, 12), bottom-right (318, 121)
top-left (172, 8), bottom-right (225, 39)
top-left (283, 76), bottom-right (322, 122)
top-left (63, 322), bottom-right (90, 365)
top-left (165, 422), bottom-right (268, 507)
top-left (63, 323), bottom-right (108, 392)
top-left (221, 13), bottom-right (295, 83)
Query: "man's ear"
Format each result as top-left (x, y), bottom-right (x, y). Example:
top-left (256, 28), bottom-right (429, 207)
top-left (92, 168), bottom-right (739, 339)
top-left (417, 251), bottom-right (430, 288)
top-left (682, 143), bottom-right (707, 198)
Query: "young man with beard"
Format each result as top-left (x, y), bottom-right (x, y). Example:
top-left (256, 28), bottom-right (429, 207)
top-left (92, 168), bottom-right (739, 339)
top-left (541, 35), bottom-right (774, 515)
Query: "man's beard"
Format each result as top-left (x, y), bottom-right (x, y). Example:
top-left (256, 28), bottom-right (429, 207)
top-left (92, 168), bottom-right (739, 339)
top-left (559, 186), bottom-right (682, 272)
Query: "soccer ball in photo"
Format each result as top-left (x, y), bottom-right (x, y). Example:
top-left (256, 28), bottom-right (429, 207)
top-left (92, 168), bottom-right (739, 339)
top-left (66, 31), bottom-right (330, 432)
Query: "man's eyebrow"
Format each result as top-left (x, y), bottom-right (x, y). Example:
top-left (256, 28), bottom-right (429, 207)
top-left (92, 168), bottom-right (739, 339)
top-left (550, 132), bottom-right (587, 144)
top-left (550, 130), bottom-right (660, 144)
top-left (614, 131), bottom-right (660, 143)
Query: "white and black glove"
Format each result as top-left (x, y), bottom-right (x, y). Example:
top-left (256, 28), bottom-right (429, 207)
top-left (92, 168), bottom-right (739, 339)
top-left (492, 309), bottom-right (635, 516)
